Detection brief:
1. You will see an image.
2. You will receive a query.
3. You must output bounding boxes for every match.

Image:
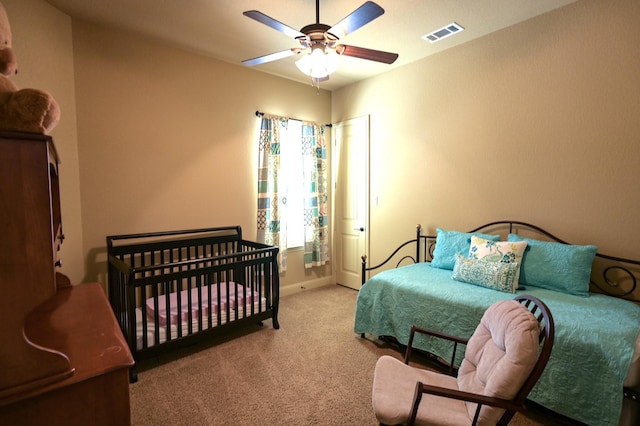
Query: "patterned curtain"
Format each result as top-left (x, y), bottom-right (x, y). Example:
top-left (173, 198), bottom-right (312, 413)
top-left (257, 115), bottom-right (287, 272)
top-left (301, 122), bottom-right (330, 268)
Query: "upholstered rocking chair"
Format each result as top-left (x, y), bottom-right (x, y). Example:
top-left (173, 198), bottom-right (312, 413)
top-left (372, 295), bottom-right (554, 426)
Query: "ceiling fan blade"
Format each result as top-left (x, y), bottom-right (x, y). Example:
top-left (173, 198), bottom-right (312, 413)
top-left (328, 1), bottom-right (385, 39)
top-left (337, 45), bottom-right (398, 64)
top-left (242, 49), bottom-right (298, 67)
top-left (243, 10), bottom-right (306, 39)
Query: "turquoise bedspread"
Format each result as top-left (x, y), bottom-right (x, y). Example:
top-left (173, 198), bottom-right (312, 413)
top-left (355, 263), bottom-right (640, 426)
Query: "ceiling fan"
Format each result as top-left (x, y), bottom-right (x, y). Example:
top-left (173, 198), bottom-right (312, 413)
top-left (242, 1), bottom-right (399, 85)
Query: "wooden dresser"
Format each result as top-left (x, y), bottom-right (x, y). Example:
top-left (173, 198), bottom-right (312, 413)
top-left (0, 131), bottom-right (134, 425)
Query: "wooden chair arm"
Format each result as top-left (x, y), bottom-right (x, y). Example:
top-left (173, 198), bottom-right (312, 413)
top-left (408, 381), bottom-right (525, 426)
top-left (410, 325), bottom-right (469, 345)
top-left (405, 325), bottom-right (469, 369)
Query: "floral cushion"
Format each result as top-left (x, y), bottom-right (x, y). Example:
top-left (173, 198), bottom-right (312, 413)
top-left (468, 236), bottom-right (527, 288)
top-left (452, 254), bottom-right (519, 293)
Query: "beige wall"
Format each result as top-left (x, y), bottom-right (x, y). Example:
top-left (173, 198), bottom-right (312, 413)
top-left (5, 0), bottom-right (639, 295)
top-left (4, 0), bottom-right (84, 283)
top-left (70, 21), bottom-right (332, 293)
top-left (333, 0), bottom-right (640, 274)
top-left (5, 0), bottom-right (331, 294)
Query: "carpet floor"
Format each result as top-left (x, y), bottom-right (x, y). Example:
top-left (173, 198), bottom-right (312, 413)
top-left (129, 284), bottom-right (578, 425)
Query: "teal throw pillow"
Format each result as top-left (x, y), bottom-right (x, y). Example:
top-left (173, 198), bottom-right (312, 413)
top-left (507, 234), bottom-right (598, 296)
top-left (430, 228), bottom-right (500, 270)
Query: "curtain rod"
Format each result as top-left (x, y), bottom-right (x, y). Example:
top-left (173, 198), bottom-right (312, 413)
top-left (255, 110), bottom-right (332, 128)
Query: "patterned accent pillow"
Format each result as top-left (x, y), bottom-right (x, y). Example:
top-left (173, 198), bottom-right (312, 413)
top-left (468, 236), bottom-right (527, 288)
top-left (507, 234), bottom-right (598, 296)
top-left (452, 254), bottom-right (519, 293)
top-left (430, 229), bottom-right (501, 270)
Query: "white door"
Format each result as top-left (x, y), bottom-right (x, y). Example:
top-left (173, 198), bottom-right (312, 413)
top-left (333, 116), bottom-right (369, 290)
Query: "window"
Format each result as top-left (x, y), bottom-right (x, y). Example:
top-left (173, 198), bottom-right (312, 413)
top-left (256, 113), bottom-right (329, 270)
top-left (280, 119), bottom-right (304, 248)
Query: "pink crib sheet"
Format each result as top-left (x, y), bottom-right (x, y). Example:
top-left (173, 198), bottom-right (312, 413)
top-left (145, 282), bottom-right (259, 326)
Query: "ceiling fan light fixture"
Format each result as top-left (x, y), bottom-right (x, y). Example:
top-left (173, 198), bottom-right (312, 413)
top-left (295, 46), bottom-right (340, 79)
top-left (243, 1), bottom-right (398, 88)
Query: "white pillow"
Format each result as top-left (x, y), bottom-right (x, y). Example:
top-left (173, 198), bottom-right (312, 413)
top-left (468, 236), bottom-right (527, 288)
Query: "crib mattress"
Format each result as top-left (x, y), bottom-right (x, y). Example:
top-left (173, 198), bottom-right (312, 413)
top-left (135, 298), bottom-right (267, 350)
top-left (145, 282), bottom-right (260, 327)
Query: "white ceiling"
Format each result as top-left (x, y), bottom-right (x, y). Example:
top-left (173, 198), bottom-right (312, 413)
top-left (45, 0), bottom-right (576, 91)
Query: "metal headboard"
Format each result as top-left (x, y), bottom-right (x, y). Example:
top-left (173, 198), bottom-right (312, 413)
top-left (362, 220), bottom-right (639, 302)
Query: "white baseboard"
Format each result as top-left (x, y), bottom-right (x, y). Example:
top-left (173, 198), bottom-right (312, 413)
top-left (279, 276), bottom-right (334, 297)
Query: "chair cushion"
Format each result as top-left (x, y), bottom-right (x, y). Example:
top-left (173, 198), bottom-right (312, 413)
top-left (372, 355), bottom-right (470, 426)
top-left (457, 300), bottom-right (540, 424)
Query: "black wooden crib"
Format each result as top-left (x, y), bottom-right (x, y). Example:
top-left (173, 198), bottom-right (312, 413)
top-left (107, 226), bottom-right (279, 381)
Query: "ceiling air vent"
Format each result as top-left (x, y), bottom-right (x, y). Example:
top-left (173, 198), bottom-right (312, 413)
top-left (422, 22), bottom-right (465, 44)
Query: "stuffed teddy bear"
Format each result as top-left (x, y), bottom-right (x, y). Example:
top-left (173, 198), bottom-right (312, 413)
top-left (0, 2), bottom-right (60, 134)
